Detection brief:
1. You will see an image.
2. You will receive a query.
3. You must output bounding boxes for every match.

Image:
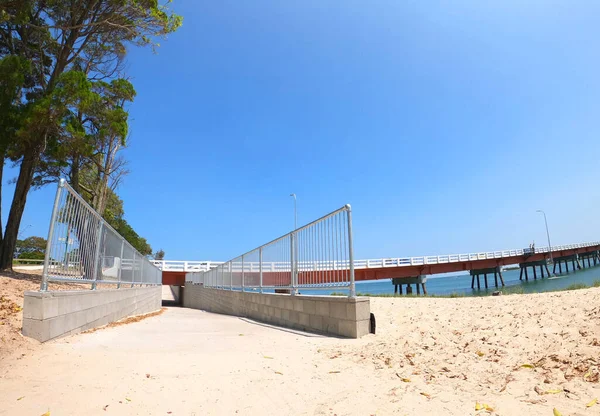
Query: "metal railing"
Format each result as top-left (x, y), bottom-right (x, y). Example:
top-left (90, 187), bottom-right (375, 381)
top-left (186, 204), bottom-right (356, 296)
top-left (41, 179), bottom-right (162, 290)
top-left (151, 260), bottom-right (222, 272)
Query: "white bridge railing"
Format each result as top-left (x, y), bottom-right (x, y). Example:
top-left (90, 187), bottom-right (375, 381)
top-left (176, 241), bottom-right (600, 273)
top-left (354, 241), bottom-right (600, 268)
top-left (151, 260), bottom-right (223, 272)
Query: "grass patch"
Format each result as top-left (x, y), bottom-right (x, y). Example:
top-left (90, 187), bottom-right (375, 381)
top-left (448, 292), bottom-right (466, 298)
top-left (593, 280), bottom-right (600, 288)
top-left (498, 286), bottom-right (525, 295)
top-left (348, 292), bottom-right (466, 298)
top-left (565, 283), bottom-right (589, 291)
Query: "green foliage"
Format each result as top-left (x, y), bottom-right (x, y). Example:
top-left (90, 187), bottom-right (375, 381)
top-left (0, 0), bottom-right (182, 269)
top-left (15, 236), bottom-right (46, 258)
top-left (101, 188), bottom-right (152, 256)
top-left (18, 250), bottom-right (44, 260)
top-left (593, 280), bottom-right (600, 288)
top-left (0, 55), bottom-right (30, 152)
top-left (154, 249), bottom-right (165, 260)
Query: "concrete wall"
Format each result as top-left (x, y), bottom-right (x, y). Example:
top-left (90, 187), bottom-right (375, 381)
top-left (22, 287), bottom-right (162, 342)
top-left (183, 285), bottom-right (370, 338)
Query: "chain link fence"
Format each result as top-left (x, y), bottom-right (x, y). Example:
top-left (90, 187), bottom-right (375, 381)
top-left (186, 205), bottom-right (356, 296)
top-left (41, 179), bottom-right (161, 290)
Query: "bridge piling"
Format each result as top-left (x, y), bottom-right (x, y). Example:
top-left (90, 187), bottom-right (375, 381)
top-left (391, 276), bottom-right (427, 296)
top-left (470, 267), bottom-right (503, 290)
top-left (519, 260), bottom-right (549, 281)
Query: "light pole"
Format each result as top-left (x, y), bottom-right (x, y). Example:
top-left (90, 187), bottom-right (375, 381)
top-left (536, 210), bottom-right (553, 264)
top-left (290, 193), bottom-right (297, 230)
top-left (289, 193), bottom-right (298, 294)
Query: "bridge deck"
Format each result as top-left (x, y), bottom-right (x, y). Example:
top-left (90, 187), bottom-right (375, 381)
top-left (160, 242), bottom-right (600, 286)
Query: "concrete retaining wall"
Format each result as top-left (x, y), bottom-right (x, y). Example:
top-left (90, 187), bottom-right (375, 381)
top-left (183, 286), bottom-right (371, 338)
top-left (22, 287), bottom-right (162, 342)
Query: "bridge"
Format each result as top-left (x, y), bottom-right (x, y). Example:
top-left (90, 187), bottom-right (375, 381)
top-left (155, 241), bottom-right (600, 293)
top-left (28, 180), bottom-right (600, 341)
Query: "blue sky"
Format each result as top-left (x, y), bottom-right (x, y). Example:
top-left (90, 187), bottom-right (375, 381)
top-left (5, 0), bottom-right (600, 261)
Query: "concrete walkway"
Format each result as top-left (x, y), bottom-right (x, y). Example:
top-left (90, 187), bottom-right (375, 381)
top-left (0, 307), bottom-right (377, 416)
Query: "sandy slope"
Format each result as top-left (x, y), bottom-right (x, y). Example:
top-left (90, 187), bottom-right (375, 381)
top-left (0, 280), bottom-right (599, 415)
top-left (321, 291), bottom-right (600, 415)
top-left (0, 270), bottom-right (93, 361)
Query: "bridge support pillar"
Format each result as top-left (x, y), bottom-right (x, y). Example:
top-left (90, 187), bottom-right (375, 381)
top-left (392, 276), bottom-right (427, 296)
top-left (519, 259), bottom-right (551, 280)
top-left (552, 254), bottom-right (586, 275)
top-left (470, 267), bottom-right (504, 290)
top-left (575, 251), bottom-right (598, 269)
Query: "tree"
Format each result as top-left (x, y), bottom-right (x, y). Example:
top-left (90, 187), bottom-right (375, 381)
top-left (0, 55), bottom-right (30, 249)
top-left (15, 235), bottom-right (46, 259)
top-left (154, 249), bottom-right (165, 260)
top-left (43, 76), bottom-right (136, 213)
top-left (102, 186), bottom-right (153, 256)
top-left (0, 1), bottom-right (182, 270)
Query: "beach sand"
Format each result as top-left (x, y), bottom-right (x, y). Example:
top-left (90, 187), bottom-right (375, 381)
top-left (0, 277), bottom-right (599, 415)
top-left (323, 291), bottom-right (600, 415)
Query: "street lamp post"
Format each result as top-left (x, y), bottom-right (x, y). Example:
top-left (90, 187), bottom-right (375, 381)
top-left (536, 210), bottom-right (553, 265)
top-left (289, 193), bottom-right (297, 230)
top-left (289, 193), bottom-right (298, 295)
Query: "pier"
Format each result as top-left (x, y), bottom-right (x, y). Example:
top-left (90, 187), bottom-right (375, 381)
top-left (156, 242), bottom-right (600, 296)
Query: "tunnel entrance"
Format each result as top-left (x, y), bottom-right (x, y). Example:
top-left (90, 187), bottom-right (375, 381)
top-left (162, 285), bottom-right (183, 307)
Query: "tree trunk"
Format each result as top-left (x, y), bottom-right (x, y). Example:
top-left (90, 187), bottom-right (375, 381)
top-left (0, 150), bottom-right (38, 270)
top-left (70, 154), bottom-right (80, 194)
top-left (0, 154), bottom-right (4, 248)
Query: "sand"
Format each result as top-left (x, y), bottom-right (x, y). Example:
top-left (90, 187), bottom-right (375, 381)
top-left (0, 270), bottom-right (95, 361)
top-left (0, 278), bottom-right (599, 415)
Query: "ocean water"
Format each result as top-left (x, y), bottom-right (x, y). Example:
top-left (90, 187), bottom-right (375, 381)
top-left (300, 263), bottom-right (600, 296)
